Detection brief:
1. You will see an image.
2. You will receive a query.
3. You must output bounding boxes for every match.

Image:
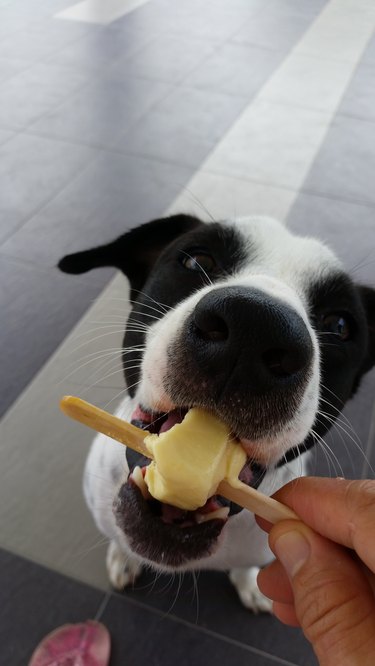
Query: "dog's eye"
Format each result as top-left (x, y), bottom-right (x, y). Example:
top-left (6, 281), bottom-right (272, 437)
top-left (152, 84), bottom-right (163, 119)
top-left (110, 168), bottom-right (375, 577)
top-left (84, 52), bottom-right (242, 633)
top-left (321, 313), bottom-right (351, 340)
top-left (181, 252), bottom-right (216, 273)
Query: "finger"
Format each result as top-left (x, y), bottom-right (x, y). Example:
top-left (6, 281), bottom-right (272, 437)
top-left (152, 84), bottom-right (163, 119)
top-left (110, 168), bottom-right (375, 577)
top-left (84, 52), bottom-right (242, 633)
top-left (255, 515), bottom-right (273, 534)
top-left (257, 559), bottom-right (294, 604)
top-left (270, 520), bottom-right (375, 666)
top-left (273, 477), bottom-right (375, 571)
top-left (272, 601), bottom-right (300, 627)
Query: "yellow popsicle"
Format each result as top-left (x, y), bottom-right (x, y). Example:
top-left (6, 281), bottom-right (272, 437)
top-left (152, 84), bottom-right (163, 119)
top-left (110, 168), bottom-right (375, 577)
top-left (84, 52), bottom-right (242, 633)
top-left (144, 408), bottom-right (246, 510)
top-left (60, 396), bottom-right (298, 523)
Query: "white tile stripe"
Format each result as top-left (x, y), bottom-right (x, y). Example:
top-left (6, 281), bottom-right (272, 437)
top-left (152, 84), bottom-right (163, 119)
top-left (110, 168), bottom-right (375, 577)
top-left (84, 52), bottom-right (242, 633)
top-left (56, 0), bottom-right (150, 25)
top-left (1, 0), bottom-right (375, 587)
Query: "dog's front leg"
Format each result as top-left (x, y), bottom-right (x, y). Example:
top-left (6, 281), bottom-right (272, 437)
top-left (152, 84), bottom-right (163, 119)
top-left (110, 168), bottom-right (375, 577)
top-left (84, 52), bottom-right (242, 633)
top-left (106, 540), bottom-right (142, 590)
top-left (229, 567), bottom-right (272, 613)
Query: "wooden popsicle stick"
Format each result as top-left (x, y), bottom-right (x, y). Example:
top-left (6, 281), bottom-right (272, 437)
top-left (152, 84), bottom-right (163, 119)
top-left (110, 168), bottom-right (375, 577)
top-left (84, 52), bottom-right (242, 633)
top-left (217, 479), bottom-right (297, 523)
top-left (60, 396), bottom-right (151, 459)
top-left (60, 395), bottom-right (298, 524)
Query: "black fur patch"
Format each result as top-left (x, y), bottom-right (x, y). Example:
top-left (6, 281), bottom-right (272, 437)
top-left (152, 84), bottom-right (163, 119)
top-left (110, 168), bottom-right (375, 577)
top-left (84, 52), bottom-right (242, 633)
top-left (123, 222), bottom-right (249, 393)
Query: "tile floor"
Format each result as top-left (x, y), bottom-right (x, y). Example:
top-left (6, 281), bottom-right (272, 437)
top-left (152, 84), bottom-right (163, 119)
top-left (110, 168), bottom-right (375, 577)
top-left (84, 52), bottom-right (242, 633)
top-left (0, 0), bottom-right (374, 664)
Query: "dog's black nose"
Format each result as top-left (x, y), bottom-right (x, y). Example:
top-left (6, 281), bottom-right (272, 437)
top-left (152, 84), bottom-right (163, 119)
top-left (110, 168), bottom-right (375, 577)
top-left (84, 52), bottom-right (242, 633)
top-left (188, 286), bottom-right (313, 391)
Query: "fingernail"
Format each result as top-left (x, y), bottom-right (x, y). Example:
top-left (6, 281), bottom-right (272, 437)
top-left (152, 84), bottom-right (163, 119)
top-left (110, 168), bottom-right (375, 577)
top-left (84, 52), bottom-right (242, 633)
top-left (274, 530), bottom-right (311, 578)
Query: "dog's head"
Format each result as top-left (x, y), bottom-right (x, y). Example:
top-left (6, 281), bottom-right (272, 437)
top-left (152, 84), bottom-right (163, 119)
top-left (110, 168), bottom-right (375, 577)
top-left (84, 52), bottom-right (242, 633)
top-left (60, 215), bottom-right (375, 569)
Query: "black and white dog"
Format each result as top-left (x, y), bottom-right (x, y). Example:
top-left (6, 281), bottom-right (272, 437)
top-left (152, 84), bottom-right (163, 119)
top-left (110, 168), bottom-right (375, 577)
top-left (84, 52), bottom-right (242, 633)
top-left (59, 214), bottom-right (375, 611)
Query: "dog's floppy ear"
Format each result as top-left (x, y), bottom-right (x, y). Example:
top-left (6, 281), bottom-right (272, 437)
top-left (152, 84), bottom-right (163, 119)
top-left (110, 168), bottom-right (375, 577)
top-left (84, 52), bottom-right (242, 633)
top-left (58, 214), bottom-right (203, 291)
top-left (358, 285), bottom-right (375, 373)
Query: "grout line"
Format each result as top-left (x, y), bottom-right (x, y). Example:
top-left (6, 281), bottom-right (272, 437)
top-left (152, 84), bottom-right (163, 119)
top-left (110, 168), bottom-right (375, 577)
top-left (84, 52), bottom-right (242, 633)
top-left (333, 110), bottom-right (375, 126)
top-left (0, 143), bottom-right (102, 248)
top-left (94, 590), bottom-right (112, 621)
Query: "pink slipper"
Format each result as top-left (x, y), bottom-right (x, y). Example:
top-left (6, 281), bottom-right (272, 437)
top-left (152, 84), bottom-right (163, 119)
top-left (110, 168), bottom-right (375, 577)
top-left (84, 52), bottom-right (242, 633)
top-left (28, 620), bottom-right (110, 666)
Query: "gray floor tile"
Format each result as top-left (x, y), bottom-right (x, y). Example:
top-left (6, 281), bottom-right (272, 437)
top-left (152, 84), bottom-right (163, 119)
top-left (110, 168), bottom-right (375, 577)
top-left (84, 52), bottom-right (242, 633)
top-left (286, 191), bottom-right (375, 285)
top-left (362, 32), bottom-right (375, 65)
top-left (0, 62), bottom-right (93, 130)
top-left (339, 63), bottom-right (375, 123)
top-left (0, 16), bottom-right (96, 61)
top-left (110, 34), bottom-right (215, 85)
top-left (188, 0), bottom-right (264, 10)
top-left (1, 152), bottom-right (194, 268)
top-left (30, 77), bottom-right (172, 149)
top-left (102, 592), bottom-right (301, 666)
top-left (0, 128), bottom-right (14, 146)
top-left (183, 42), bottom-right (283, 97)
top-left (264, 0), bottom-right (327, 18)
top-left (120, 86), bottom-right (248, 168)
top-left (0, 254), bottom-right (109, 415)
top-left (0, 56), bottom-right (31, 84)
top-left (232, 6), bottom-right (316, 53)
top-left (121, 571), bottom-right (317, 665)
top-left (301, 115), bottom-right (375, 206)
top-left (50, 25), bottom-right (153, 75)
top-left (0, 548), bottom-right (104, 666)
top-left (0, 133), bottom-right (96, 243)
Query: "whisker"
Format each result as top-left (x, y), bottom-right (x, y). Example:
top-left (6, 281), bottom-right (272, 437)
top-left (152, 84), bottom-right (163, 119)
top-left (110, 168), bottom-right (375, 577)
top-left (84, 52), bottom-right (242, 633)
top-left (164, 571), bottom-right (184, 617)
top-left (128, 299), bottom-right (169, 317)
top-left (311, 428), bottom-right (344, 477)
top-left (316, 413), bottom-right (355, 476)
top-left (103, 380), bottom-right (141, 409)
top-left (130, 290), bottom-right (171, 313)
top-left (178, 185), bottom-right (216, 223)
top-left (310, 430), bottom-right (334, 476)
top-left (361, 399), bottom-right (375, 478)
top-left (318, 409), bottom-right (374, 476)
top-left (59, 347), bottom-right (145, 384)
top-left (319, 384), bottom-right (363, 441)
top-left (191, 570), bottom-right (200, 624)
top-left (128, 310), bottom-right (163, 322)
top-left (72, 535), bottom-right (110, 563)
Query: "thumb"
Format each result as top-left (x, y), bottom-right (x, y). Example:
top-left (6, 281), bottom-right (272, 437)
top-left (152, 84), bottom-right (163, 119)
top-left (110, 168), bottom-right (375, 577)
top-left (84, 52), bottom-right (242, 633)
top-left (270, 520), bottom-right (375, 666)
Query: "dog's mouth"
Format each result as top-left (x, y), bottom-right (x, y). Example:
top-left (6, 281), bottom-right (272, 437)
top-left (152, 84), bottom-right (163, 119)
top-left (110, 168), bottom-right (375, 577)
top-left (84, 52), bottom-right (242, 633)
top-left (114, 405), bottom-right (266, 568)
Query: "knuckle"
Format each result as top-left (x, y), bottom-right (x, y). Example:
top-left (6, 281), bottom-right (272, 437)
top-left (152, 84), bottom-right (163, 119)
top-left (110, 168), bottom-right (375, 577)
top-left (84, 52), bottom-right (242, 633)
top-left (344, 480), bottom-right (375, 532)
top-left (344, 479), bottom-right (375, 512)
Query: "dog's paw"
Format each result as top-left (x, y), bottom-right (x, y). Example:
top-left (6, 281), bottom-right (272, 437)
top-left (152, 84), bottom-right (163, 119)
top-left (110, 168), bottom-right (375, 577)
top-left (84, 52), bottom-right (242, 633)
top-left (229, 567), bottom-right (273, 613)
top-left (106, 540), bottom-right (142, 590)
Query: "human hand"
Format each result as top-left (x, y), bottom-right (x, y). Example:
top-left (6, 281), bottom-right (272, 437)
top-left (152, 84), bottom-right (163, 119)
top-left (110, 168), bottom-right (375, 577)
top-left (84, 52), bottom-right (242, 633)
top-left (256, 477), bottom-right (375, 666)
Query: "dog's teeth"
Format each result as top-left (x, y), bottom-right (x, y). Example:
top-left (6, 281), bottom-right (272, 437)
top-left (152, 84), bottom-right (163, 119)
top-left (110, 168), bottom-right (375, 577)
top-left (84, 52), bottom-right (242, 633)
top-left (195, 507), bottom-right (230, 524)
top-left (131, 466), bottom-right (151, 499)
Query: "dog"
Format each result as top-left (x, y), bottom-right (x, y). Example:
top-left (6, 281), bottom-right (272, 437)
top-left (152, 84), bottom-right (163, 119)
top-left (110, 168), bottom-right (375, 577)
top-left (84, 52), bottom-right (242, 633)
top-left (59, 214), bottom-right (375, 611)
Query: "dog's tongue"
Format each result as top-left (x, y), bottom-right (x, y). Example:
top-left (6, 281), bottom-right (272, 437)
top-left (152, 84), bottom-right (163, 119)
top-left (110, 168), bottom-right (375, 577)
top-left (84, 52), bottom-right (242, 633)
top-left (131, 405), bottom-right (154, 424)
top-left (130, 405), bottom-right (189, 435)
top-left (159, 409), bottom-right (187, 433)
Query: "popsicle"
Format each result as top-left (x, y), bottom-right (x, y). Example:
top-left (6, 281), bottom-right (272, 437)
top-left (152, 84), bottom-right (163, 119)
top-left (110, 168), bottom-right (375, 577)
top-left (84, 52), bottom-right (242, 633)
top-left (60, 396), bottom-right (298, 524)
